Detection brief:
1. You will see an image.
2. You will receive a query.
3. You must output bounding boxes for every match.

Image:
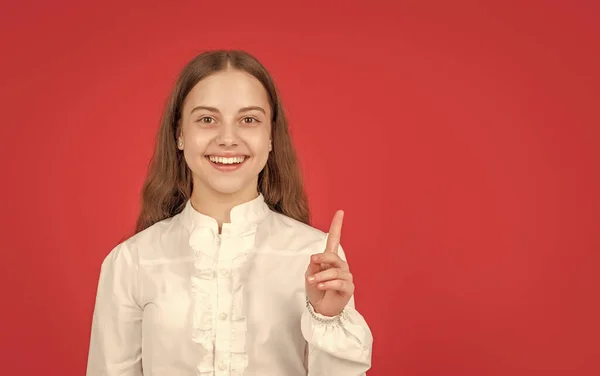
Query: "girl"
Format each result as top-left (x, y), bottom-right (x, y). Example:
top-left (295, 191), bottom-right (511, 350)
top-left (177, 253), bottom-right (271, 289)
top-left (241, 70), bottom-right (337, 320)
top-left (87, 50), bottom-right (373, 375)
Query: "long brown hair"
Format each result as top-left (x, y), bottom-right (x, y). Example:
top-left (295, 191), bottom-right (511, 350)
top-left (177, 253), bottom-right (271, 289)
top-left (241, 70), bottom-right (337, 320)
top-left (135, 50), bottom-right (310, 233)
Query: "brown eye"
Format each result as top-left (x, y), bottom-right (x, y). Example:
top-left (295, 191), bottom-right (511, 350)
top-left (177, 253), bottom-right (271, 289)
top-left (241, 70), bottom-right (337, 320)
top-left (242, 117), bottom-right (258, 124)
top-left (197, 116), bottom-right (215, 124)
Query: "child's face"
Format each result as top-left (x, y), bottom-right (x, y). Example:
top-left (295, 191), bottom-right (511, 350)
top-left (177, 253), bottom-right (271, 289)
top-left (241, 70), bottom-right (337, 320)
top-left (179, 69), bottom-right (272, 198)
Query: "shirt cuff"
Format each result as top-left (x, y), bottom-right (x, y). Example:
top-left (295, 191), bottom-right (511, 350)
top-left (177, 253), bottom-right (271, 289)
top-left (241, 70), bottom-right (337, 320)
top-left (305, 295), bottom-right (345, 324)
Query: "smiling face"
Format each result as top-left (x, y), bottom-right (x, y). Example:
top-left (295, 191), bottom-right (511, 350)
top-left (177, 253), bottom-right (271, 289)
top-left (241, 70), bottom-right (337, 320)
top-left (178, 69), bottom-right (272, 200)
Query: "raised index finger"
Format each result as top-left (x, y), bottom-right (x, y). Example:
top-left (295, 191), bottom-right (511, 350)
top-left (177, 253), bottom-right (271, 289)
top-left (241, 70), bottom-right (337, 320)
top-left (325, 210), bottom-right (344, 253)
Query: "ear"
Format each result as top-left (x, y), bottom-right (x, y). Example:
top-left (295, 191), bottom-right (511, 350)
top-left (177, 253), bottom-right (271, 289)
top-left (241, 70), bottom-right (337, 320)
top-left (176, 124), bottom-right (184, 150)
top-left (177, 132), bottom-right (184, 150)
top-left (268, 139), bottom-right (272, 152)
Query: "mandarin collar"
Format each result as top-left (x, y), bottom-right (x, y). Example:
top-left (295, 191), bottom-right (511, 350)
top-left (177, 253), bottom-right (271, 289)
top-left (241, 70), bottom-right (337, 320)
top-left (180, 193), bottom-right (270, 233)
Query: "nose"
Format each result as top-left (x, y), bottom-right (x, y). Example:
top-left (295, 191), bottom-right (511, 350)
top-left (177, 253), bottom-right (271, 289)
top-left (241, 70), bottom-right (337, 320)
top-left (216, 122), bottom-right (239, 147)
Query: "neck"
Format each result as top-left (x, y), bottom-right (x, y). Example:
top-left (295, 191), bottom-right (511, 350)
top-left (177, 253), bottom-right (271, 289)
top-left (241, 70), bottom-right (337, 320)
top-left (190, 182), bottom-right (259, 230)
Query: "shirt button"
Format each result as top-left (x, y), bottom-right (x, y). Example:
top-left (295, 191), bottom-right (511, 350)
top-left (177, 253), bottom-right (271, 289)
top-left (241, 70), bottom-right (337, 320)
top-left (219, 312), bottom-right (228, 321)
top-left (220, 269), bottom-right (229, 277)
top-left (218, 362), bottom-right (227, 371)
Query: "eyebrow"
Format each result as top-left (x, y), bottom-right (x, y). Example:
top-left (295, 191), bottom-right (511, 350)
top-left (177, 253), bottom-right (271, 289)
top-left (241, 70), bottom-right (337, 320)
top-left (190, 105), bottom-right (266, 115)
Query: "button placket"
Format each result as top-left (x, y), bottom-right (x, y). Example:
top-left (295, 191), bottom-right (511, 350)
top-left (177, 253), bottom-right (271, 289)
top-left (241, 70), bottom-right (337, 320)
top-left (214, 234), bottom-right (234, 371)
top-left (214, 225), bottom-right (255, 375)
top-left (188, 225), bottom-right (220, 372)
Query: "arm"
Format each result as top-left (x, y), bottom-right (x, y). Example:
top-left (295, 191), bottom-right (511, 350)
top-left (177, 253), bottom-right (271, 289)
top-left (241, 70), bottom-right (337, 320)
top-left (86, 243), bottom-right (143, 376)
top-left (302, 245), bottom-right (373, 375)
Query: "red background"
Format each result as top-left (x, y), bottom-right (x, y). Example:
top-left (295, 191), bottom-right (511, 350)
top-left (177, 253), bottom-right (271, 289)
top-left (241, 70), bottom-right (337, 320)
top-left (1, 1), bottom-right (598, 375)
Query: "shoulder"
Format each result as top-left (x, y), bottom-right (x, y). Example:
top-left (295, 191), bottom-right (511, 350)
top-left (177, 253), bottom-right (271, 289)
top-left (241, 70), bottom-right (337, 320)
top-left (103, 214), bottom-right (186, 265)
top-left (126, 215), bottom-right (181, 248)
top-left (272, 211), bottom-right (326, 237)
top-left (261, 211), bottom-right (328, 252)
top-left (265, 211), bottom-right (349, 260)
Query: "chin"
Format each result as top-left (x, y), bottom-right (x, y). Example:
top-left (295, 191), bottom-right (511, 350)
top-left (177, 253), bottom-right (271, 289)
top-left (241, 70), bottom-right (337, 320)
top-left (211, 186), bottom-right (247, 195)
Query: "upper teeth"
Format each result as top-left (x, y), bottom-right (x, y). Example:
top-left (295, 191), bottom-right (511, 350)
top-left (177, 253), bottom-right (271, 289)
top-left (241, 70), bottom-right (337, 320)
top-left (209, 156), bottom-right (246, 164)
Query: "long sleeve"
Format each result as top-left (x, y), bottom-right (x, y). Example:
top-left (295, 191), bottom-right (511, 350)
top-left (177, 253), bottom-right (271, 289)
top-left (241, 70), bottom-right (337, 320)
top-left (301, 245), bottom-right (373, 376)
top-left (86, 243), bottom-right (143, 376)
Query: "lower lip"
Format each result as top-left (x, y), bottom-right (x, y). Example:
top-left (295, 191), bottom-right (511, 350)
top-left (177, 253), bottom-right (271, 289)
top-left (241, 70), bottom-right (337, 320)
top-left (207, 157), bottom-right (248, 172)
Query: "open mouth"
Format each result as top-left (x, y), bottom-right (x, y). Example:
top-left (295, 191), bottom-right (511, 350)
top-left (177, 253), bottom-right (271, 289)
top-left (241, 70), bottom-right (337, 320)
top-left (206, 155), bottom-right (248, 171)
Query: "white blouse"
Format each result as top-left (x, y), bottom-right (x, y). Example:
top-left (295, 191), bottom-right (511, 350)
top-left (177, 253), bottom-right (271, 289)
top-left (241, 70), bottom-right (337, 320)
top-left (86, 194), bottom-right (373, 375)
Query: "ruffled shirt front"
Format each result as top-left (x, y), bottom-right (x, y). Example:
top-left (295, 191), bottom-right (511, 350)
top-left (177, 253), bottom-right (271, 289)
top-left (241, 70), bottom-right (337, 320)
top-left (87, 194), bottom-right (373, 375)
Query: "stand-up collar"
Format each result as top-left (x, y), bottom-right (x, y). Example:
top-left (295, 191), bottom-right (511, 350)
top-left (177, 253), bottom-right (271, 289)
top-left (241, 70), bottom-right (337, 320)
top-left (180, 193), bottom-right (271, 233)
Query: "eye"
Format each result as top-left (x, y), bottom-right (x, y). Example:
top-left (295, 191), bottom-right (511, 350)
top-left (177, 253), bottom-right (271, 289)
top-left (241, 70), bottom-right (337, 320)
top-left (196, 116), bottom-right (215, 124)
top-left (242, 117), bottom-right (259, 124)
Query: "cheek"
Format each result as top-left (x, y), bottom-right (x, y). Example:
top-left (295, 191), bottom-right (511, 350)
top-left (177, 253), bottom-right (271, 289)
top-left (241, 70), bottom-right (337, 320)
top-left (184, 128), bottom-right (213, 151)
top-left (246, 128), bottom-right (271, 155)
top-left (182, 134), bottom-right (212, 168)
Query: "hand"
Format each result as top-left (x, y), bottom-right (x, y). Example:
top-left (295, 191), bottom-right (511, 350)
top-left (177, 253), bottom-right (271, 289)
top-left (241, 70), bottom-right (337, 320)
top-left (305, 210), bottom-right (354, 317)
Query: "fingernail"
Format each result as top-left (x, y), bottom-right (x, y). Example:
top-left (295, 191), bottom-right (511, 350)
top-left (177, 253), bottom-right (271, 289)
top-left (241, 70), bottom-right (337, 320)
top-left (307, 276), bottom-right (315, 282)
top-left (318, 283), bottom-right (325, 288)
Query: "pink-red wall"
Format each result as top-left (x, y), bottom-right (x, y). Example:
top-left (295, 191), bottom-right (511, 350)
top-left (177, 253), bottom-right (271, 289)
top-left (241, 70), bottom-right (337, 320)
top-left (1, 1), bottom-right (598, 375)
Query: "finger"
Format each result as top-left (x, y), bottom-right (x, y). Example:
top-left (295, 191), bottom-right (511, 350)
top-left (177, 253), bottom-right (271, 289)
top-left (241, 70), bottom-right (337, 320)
top-left (325, 210), bottom-right (344, 253)
top-left (305, 256), bottom-right (323, 276)
top-left (310, 253), bottom-right (348, 270)
top-left (307, 268), bottom-right (353, 284)
top-left (317, 280), bottom-right (355, 294)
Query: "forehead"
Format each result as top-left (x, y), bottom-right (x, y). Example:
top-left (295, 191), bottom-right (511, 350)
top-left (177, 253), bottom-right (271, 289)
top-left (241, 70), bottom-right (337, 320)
top-left (183, 69), bottom-right (271, 114)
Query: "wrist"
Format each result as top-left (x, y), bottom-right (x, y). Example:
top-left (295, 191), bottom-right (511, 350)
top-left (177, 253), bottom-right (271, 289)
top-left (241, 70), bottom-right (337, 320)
top-left (305, 296), bottom-right (343, 322)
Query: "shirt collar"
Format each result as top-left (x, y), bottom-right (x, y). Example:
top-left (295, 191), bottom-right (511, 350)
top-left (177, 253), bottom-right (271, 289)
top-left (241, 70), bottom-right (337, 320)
top-left (180, 193), bottom-right (270, 232)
